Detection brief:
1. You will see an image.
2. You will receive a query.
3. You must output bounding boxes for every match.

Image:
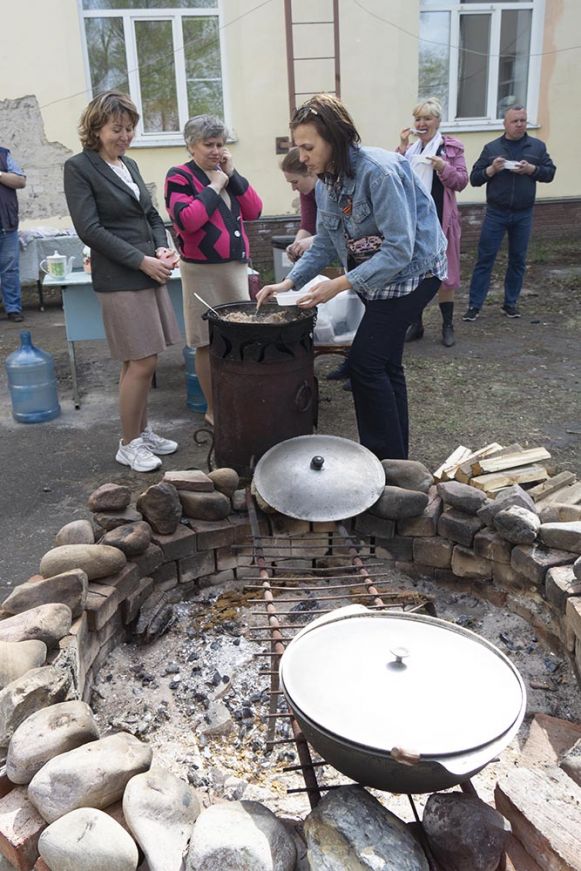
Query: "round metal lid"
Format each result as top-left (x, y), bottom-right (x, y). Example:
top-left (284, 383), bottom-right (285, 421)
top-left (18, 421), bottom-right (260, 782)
top-left (253, 435), bottom-right (385, 521)
top-left (279, 611), bottom-right (525, 757)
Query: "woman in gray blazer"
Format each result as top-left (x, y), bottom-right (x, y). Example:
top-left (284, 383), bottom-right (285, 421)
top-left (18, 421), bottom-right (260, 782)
top-left (64, 91), bottom-right (181, 472)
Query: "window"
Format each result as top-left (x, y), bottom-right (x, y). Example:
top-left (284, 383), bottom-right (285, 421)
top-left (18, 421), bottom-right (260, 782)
top-left (81, 0), bottom-right (225, 145)
top-left (419, 0), bottom-right (543, 127)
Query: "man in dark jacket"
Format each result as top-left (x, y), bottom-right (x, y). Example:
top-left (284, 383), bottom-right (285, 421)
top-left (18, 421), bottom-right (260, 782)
top-left (0, 147), bottom-right (27, 322)
top-left (463, 107), bottom-right (556, 321)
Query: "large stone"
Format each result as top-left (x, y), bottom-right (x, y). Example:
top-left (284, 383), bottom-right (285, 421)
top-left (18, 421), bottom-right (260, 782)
top-left (88, 483), bottom-right (132, 512)
top-left (0, 604), bottom-right (72, 648)
top-left (303, 785), bottom-right (428, 870)
top-left (370, 486), bottom-right (429, 520)
top-left (0, 640), bottom-right (47, 689)
top-left (100, 521), bottom-right (152, 557)
top-left (539, 521), bottom-right (581, 554)
top-left (438, 508), bottom-right (483, 547)
top-left (495, 766), bottom-right (581, 871)
top-left (451, 546), bottom-right (492, 580)
top-left (180, 490), bottom-right (231, 521)
top-left (545, 565), bottom-right (581, 612)
top-left (208, 467), bottom-right (240, 497)
top-left (539, 503), bottom-right (581, 524)
top-left (163, 469), bottom-right (214, 491)
top-left (123, 768), bottom-right (201, 870)
top-left (28, 732), bottom-right (152, 823)
top-left (473, 529), bottom-right (513, 564)
top-left (0, 665), bottom-right (71, 747)
top-left (1, 569), bottom-right (88, 619)
top-left (494, 506), bottom-right (541, 544)
top-left (92, 508), bottom-right (143, 532)
top-left (40, 545), bottom-right (126, 581)
top-left (574, 556), bottom-right (581, 580)
top-left (54, 520), bottom-right (95, 547)
top-left (136, 482), bottom-right (182, 535)
top-left (422, 792), bottom-right (511, 871)
top-left (397, 493), bottom-right (442, 537)
top-left (38, 807), bottom-right (138, 871)
top-left (187, 800), bottom-right (296, 871)
top-left (7, 700), bottom-right (99, 784)
top-left (477, 484), bottom-right (537, 526)
top-left (437, 481), bottom-right (490, 515)
top-left (381, 459), bottom-right (433, 493)
top-left (510, 544), bottom-right (574, 587)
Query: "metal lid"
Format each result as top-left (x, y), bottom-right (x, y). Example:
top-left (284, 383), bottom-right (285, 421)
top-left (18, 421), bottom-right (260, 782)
top-left (253, 435), bottom-right (385, 521)
top-left (280, 610), bottom-right (526, 757)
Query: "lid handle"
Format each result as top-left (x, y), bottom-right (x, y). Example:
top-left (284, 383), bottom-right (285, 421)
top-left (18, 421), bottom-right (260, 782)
top-left (310, 455), bottom-right (325, 470)
top-left (390, 646), bottom-right (410, 666)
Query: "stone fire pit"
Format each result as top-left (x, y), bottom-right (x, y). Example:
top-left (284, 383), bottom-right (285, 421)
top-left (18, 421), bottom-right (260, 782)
top-left (0, 457), bottom-right (580, 870)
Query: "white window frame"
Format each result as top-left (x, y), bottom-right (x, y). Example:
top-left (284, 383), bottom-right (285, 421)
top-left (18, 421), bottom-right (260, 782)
top-left (79, 1), bottom-right (230, 147)
top-left (419, 0), bottom-right (545, 133)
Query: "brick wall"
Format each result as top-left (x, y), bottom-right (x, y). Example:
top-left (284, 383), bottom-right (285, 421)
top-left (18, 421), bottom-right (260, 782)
top-left (245, 198), bottom-right (581, 275)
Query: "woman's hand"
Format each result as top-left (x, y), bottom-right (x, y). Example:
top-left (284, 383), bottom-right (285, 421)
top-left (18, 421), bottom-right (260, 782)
top-left (428, 155), bottom-right (446, 173)
top-left (206, 167), bottom-right (229, 192)
top-left (256, 279), bottom-right (294, 310)
top-left (220, 148), bottom-right (235, 177)
top-left (297, 277), bottom-right (348, 308)
top-left (286, 236), bottom-right (315, 262)
top-left (140, 255), bottom-right (173, 283)
top-left (399, 127), bottom-right (412, 150)
top-left (156, 247), bottom-right (180, 269)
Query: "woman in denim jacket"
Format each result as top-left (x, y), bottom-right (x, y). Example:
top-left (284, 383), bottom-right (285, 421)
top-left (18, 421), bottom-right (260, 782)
top-left (257, 94), bottom-right (447, 461)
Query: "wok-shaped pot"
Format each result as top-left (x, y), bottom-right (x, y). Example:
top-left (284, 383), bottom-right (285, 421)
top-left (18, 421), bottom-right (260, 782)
top-left (279, 607), bottom-right (526, 793)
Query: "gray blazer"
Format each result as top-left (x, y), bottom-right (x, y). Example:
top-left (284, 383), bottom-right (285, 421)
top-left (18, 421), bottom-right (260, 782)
top-left (64, 149), bottom-right (168, 293)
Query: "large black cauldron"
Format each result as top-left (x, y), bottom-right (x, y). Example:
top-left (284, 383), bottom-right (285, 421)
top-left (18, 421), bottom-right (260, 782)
top-left (203, 302), bottom-right (317, 476)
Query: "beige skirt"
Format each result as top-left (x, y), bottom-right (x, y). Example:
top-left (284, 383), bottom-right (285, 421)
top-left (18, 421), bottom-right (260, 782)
top-left (180, 260), bottom-right (249, 348)
top-left (99, 285), bottom-right (182, 361)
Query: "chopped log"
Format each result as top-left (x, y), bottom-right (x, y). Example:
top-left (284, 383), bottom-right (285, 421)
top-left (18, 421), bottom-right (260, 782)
top-left (474, 447), bottom-right (551, 475)
top-left (495, 767), bottom-right (581, 871)
top-left (450, 442), bottom-right (503, 483)
top-left (456, 443), bottom-right (524, 483)
top-left (528, 471), bottom-right (577, 502)
top-left (470, 464), bottom-right (549, 493)
top-left (433, 446), bottom-right (472, 481)
top-left (536, 481), bottom-right (581, 508)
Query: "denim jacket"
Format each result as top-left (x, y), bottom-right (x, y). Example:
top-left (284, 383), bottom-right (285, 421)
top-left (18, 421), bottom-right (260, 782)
top-left (288, 146), bottom-right (447, 298)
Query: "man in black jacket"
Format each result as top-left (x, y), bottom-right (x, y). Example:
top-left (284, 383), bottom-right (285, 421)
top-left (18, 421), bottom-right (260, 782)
top-left (463, 107), bottom-right (556, 321)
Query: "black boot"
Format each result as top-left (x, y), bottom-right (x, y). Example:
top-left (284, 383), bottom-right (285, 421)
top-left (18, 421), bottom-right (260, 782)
top-left (326, 355), bottom-right (350, 380)
top-left (405, 318), bottom-right (424, 342)
top-left (440, 302), bottom-right (455, 347)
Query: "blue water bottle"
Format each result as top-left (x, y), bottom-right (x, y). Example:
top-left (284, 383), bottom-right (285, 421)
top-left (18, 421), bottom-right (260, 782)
top-left (182, 346), bottom-right (207, 413)
top-left (5, 331), bottom-right (61, 423)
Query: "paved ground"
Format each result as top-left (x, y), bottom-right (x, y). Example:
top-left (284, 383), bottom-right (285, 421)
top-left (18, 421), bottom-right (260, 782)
top-left (1, 247), bottom-right (579, 601)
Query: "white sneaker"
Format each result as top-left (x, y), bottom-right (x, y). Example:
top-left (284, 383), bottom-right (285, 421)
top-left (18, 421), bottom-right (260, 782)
top-left (116, 437), bottom-right (162, 472)
top-left (141, 425), bottom-right (178, 456)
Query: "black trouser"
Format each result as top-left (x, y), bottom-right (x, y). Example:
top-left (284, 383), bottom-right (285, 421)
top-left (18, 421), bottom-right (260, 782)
top-left (349, 276), bottom-right (440, 460)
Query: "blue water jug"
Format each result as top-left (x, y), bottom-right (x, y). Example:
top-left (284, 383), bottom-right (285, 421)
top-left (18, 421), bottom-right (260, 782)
top-left (182, 345), bottom-right (207, 413)
top-left (5, 331), bottom-right (61, 423)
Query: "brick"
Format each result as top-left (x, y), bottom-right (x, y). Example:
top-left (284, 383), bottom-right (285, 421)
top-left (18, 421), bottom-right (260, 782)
top-left (375, 536), bottom-right (414, 562)
top-left (494, 767), bottom-right (581, 871)
top-left (0, 767), bottom-right (13, 802)
top-left (565, 597), bottom-right (581, 653)
top-left (151, 560), bottom-right (179, 589)
top-left (504, 833), bottom-right (544, 871)
top-left (189, 519), bottom-right (236, 550)
top-left (84, 625), bottom-right (127, 692)
top-left (149, 524), bottom-right (198, 560)
top-left (85, 583), bottom-right (121, 631)
top-left (216, 545), bottom-right (238, 571)
top-left (57, 629), bottom-right (98, 698)
top-left (91, 563), bottom-right (140, 600)
top-left (354, 512), bottom-right (395, 539)
top-left (438, 509), bottom-right (482, 547)
top-left (310, 520), bottom-right (337, 533)
top-left (398, 496), bottom-right (442, 537)
top-left (228, 514), bottom-right (252, 543)
top-left (451, 546), bottom-right (492, 580)
top-left (433, 568), bottom-right (462, 584)
top-left (178, 551), bottom-right (215, 584)
top-left (0, 786), bottom-right (46, 871)
top-left (268, 515), bottom-right (310, 537)
top-left (412, 537), bottom-right (453, 568)
top-left (394, 561), bottom-right (435, 579)
top-left (493, 561), bottom-right (529, 590)
top-left (199, 569), bottom-right (235, 588)
top-left (121, 576), bottom-right (154, 624)
top-left (474, 528), bottom-right (513, 564)
top-left (510, 544), bottom-right (574, 587)
top-left (545, 565), bottom-right (581, 613)
top-left (130, 543), bottom-right (163, 575)
top-left (96, 610), bottom-right (124, 647)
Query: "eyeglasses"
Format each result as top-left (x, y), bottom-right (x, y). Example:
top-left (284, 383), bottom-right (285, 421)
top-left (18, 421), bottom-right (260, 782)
top-left (293, 104), bottom-right (319, 122)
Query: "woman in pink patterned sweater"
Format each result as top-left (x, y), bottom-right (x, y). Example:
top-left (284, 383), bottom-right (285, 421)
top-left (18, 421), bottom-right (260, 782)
top-left (165, 115), bottom-right (262, 423)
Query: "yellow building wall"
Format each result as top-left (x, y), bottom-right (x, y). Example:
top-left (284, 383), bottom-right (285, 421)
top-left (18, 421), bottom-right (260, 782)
top-left (0, 0), bottom-right (578, 228)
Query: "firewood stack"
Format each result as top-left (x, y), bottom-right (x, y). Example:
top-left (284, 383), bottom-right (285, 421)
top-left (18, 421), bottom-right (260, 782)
top-left (434, 442), bottom-right (581, 508)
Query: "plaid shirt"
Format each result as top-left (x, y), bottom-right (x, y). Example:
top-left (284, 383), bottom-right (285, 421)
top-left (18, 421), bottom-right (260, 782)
top-left (368, 249), bottom-right (448, 301)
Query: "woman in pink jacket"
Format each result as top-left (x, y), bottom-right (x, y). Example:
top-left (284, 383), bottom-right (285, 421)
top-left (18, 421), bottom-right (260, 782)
top-left (397, 98), bottom-right (467, 347)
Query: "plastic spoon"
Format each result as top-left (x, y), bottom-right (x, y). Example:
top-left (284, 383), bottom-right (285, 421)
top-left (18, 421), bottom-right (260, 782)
top-left (194, 292), bottom-right (222, 319)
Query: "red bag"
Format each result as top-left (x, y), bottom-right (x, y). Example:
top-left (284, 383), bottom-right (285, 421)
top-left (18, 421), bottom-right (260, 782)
top-left (248, 268), bottom-right (262, 300)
